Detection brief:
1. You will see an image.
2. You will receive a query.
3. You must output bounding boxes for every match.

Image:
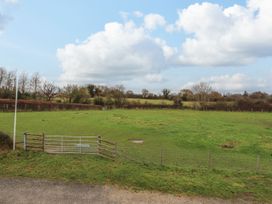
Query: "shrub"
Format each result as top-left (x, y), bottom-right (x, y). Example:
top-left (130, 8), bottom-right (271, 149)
top-left (0, 132), bottom-right (13, 150)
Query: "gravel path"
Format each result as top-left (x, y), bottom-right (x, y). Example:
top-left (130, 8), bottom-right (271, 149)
top-left (0, 178), bottom-right (249, 204)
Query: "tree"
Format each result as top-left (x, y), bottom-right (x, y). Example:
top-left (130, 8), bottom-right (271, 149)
top-left (18, 72), bottom-right (29, 95)
top-left (191, 82), bottom-right (213, 101)
top-left (142, 89), bottom-right (149, 98)
top-left (72, 86), bottom-right (89, 103)
top-left (126, 90), bottom-right (134, 98)
top-left (162, 89), bottom-right (171, 99)
top-left (209, 91), bottom-right (222, 102)
top-left (0, 67), bottom-right (6, 88)
top-left (42, 81), bottom-right (58, 101)
top-left (108, 85), bottom-right (126, 106)
top-left (4, 71), bottom-right (16, 91)
top-left (180, 89), bottom-right (194, 101)
top-left (30, 72), bottom-right (41, 99)
top-left (87, 84), bottom-right (96, 97)
top-left (62, 84), bottom-right (75, 103)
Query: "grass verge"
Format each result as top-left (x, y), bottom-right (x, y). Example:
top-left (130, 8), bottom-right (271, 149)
top-left (0, 151), bottom-right (272, 202)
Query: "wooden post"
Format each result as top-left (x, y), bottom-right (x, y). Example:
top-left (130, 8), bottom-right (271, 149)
top-left (97, 136), bottom-right (101, 155)
top-left (114, 142), bottom-right (117, 158)
top-left (23, 132), bottom-right (27, 150)
top-left (42, 133), bottom-right (45, 152)
top-left (61, 136), bottom-right (63, 152)
top-left (208, 151), bottom-right (212, 170)
top-left (160, 148), bottom-right (163, 166)
top-left (80, 136), bottom-right (82, 154)
top-left (256, 155), bottom-right (260, 173)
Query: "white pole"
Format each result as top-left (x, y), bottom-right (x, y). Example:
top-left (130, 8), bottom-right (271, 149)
top-left (13, 71), bottom-right (19, 151)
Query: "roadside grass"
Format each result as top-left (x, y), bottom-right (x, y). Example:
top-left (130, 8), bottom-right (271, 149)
top-left (0, 151), bottom-right (272, 202)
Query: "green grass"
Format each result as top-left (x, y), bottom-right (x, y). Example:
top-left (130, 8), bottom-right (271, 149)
top-left (1, 109), bottom-right (272, 201)
top-left (1, 151), bottom-right (272, 202)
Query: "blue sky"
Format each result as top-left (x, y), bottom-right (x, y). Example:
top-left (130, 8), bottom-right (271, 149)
top-left (0, 0), bottom-right (271, 93)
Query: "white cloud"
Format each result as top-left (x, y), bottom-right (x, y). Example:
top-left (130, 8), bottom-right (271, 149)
top-left (57, 21), bottom-right (170, 84)
top-left (176, 0), bottom-right (272, 66)
top-left (133, 11), bottom-right (144, 18)
top-left (144, 73), bottom-right (163, 83)
top-left (144, 13), bottom-right (166, 30)
top-left (183, 73), bottom-right (270, 93)
top-left (57, 1), bottom-right (272, 86)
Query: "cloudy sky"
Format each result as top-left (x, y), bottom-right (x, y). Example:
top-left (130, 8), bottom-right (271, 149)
top-left (0, 0), bottom-right (271, 93)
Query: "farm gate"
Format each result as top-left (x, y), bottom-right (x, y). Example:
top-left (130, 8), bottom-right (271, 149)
top-left (23, 133), bottom-right (117, 159)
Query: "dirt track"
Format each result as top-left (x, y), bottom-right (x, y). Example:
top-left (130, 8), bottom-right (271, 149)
top-left (0, 178), bottom-right (249, 204)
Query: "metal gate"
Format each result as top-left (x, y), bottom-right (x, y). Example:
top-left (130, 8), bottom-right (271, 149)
top-left (23, 133), bottom-right (117, 159)
top-left (23, 132), bottom-right (44, 152)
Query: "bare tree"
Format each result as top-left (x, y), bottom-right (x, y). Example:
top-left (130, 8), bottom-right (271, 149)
top-left (142, 89), bottom-right (149, 98)
top-left (4, 71), bottom-right (16, 91)
top-left (42, 81), bottom-right (58, 101)
top-left (62, 84), bottom-right (81, 103)
top-left (109, 85), bottom-right (126, 106)
top-left (191, 82), bottom-right (213, 101)
top-left (30, 72), bottom-right (41, 99)
top-left (18, 72), bottom-right (29, 94)
top-left (0, 67), bottom-right (6, 88)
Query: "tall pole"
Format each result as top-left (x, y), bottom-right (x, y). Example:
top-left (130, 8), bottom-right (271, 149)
top-left (13, 71), bottom-right (19, 151)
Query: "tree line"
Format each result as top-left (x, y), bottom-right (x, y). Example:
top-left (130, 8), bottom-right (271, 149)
top-left (0, 67), bottom-right (271, 111)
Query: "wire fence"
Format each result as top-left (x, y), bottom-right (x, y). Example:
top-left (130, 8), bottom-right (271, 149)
top-left (117, 144), bottom-right (272, 174)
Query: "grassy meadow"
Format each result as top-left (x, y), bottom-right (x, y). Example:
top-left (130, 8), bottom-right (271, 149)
top-left (1, 109), bottom-right (272, 201)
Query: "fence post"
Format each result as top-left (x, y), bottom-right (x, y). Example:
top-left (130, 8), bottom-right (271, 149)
top-left (61, 136), bottom-right (63, 152)
top-left (23, 132), bottom-right (27, 151)
top-left (97, 136), bottom-right (101, 155)
top-left (80, 136), bottom-right (82, 154)
top-left (160, 148), bottom-right (163, 166)
top-left (256, 155), bottom-right (260, 173)
top-left (42, 133), bottom-right (45, 152)
top-left (208, 150), bottom-right (212, 169)
top-left (114, 142), bottom-right (117, 158)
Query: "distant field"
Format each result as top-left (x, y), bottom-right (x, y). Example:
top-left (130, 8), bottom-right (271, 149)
top-left (127, 98), bottom-right (174, 105)
top-left (1, 109), bottom-right (272, 201)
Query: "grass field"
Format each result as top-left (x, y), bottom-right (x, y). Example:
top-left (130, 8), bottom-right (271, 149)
top-left (1, 109), bottom-right (272, 201)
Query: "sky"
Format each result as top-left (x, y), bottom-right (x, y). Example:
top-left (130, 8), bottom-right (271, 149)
top-left (0, 0), bottom-right (271, 94)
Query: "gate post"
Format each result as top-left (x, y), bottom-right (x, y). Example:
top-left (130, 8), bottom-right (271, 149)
top-left (23, 132), bottom-right (27, 150)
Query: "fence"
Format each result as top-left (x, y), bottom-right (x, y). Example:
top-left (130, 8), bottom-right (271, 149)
top-left (24, 133), bottom-right (117, 159)
top-left (22, 133), bottom-right (272, 173)
top-left (23, 133), bottom-right (44, 152)
top-left (117, 145), bottom-right (272, 174)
